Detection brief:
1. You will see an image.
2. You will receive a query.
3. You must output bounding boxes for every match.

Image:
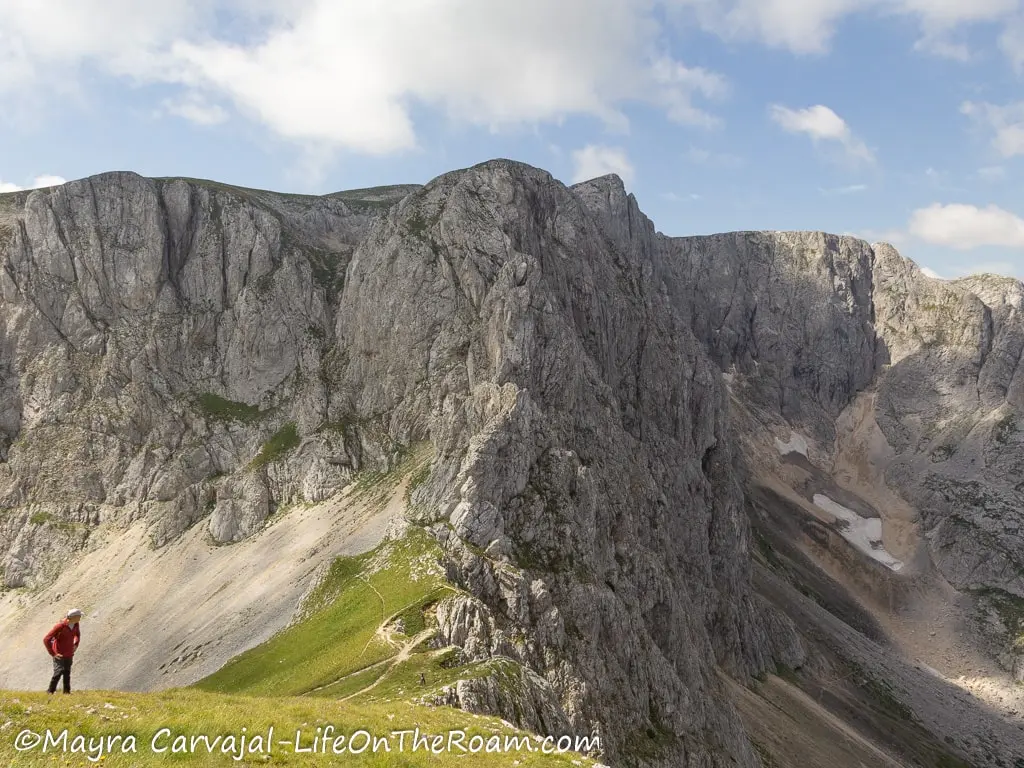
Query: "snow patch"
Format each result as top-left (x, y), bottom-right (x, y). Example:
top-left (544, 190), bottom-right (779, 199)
top-left (774, 431), bottom-right (809, 457)
top-left (813, 493), bottom-right (904, 572)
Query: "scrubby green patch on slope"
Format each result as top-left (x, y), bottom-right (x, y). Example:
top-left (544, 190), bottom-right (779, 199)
top-left (195, 393), bottom-right (264, 424)
top-left (250, 422), bottom-right (300, 468)
top-left (972, 587), bottom-right (1024, 653)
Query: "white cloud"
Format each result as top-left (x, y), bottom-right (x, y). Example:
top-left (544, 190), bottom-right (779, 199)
top-left (961, 101), bottom-right (1024, 158)
top-left (908, 203), bottom-right (1024, 249)
top-left (649, 56), bottom-right (729, 128)
top-left (571, 145), bottom-right (635, 186)
top-left (0, 1), bottom-right (207, 85)
top-left (0, 175), bottom-right (67, 193)
top-left (668, 0), bottom-right (1019, 57)
top-left (669, 0), bottom-right (866, 55)
top-left (999, 15), bottom-right (1024, 71)
top-left (770, 103), bottom-right (847, 140)
top-left (31, 175), bottom-right (67, 188)
top-left (3, 0), bottom-right (1023, 164)
top-left (919, 266), bottom-right (946, 279)
top-left (898, 0), bottom-right (1020, 65)
top-left (160, 94), bottom-right (228, 126)
top-left (0, 1), bottom-right (729, 156)
top-left (769, 104), bottom-right (874, 163)
top-left (2, 0), bottom-right (1022, 162)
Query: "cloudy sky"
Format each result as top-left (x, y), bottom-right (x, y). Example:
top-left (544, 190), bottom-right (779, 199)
top-left (1, 0), bottom-right (1023, 279)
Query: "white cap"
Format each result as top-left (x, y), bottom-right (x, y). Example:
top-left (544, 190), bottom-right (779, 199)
top-left (66, 608), bottom-right (83, 618)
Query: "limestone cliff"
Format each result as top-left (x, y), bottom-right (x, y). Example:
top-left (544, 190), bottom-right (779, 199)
top-left (2, 159), bottom-right (1023, 766)
top-left (0, 165), bottom-right (804, 766)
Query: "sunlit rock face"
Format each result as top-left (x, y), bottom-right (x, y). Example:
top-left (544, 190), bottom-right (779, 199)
top-left (0, 164), bottom-right (803, 767)
top-left (3, 158), bottom-right (1024, 766)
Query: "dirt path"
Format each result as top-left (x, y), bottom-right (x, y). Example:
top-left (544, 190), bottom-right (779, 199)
top-left (356, 576), bottom-right (390, 659)
top-left (305, 658), bottom-right (392, 694)
top-left (337, 628), bottom-right (436, 702)
top-left (306, 584), bottom-right (455, 698)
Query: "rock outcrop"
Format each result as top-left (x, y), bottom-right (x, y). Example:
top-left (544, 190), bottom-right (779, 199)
top-left (0, 175), bottom-right (406, 573)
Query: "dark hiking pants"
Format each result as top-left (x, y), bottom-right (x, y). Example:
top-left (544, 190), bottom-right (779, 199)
top-left (47, 656), bottom-right (72, 693)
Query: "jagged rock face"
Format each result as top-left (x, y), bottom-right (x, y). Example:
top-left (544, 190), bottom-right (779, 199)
top-left (331, 163), bottom-right (802, 765)
top-left (677, 229), bottom-right (1024, 603)
top-left (613, 206), bottom-right (1024, 608)
top-left (649, 220), bottom-right (1024, 674)
top-left (665, 231), bottom-right (879, 448)
top-left (0, 175), bottom-right (400, 576)
top-left (870, 251), bottom-right (1024, 600)
top-left (552, 173), bottom-right (1024, 687)
top-left (0, 164), bottom-right (803, 767)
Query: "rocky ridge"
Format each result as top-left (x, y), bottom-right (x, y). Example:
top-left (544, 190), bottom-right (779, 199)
top-left (1, 160), bottom-right (1022, 766)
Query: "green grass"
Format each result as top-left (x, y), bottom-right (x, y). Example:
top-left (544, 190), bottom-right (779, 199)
top-left (309, 662), bottom-right (391, 699)
top-left (0, 689), bottom-right (593, 767)
top-left (328, 184), bottom-right (419, 202)
top-left (774, 663), bottom-right (801, 686)
top-left (195, 393), bottom-right (263, 424)
top-left (250, 422), bottom-right (300, 469)
top-left (188, 517), bottom-right (577, 751)
top-left (194, 527), bottom-right (450, 697)
top-left (393, 597), bottom-right (434, 637)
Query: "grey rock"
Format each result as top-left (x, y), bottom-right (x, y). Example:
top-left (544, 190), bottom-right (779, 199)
top-left (0, 173), bottom-right (406, 579)
top-left (426, 661), bottom-right (574, 737)
top-left (209, 472), bottom-right (270, 544)
top-left (8, 156), bottom-right (1023, 765)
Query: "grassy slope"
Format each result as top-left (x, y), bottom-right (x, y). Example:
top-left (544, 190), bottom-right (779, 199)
top-left (194, 527), bottom-right (453, 698)
top-left (0, 461), bottom-right (597, 767)
top-left (0, 690), bottom-right (590, 767)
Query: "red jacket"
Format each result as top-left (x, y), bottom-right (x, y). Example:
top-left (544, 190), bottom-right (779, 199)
top-left (43, 620), bottom-right (80, 658)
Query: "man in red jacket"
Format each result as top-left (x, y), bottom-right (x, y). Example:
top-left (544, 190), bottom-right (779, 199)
top-left (43, 608), bottom-right (82, 694)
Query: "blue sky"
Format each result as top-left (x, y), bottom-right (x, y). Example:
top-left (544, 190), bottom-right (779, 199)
top-left (2, 0), bottom-right (1024, 279)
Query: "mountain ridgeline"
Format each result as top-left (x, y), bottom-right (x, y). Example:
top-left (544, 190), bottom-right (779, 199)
top-left (1, 161), bottom-right (1022, 767)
